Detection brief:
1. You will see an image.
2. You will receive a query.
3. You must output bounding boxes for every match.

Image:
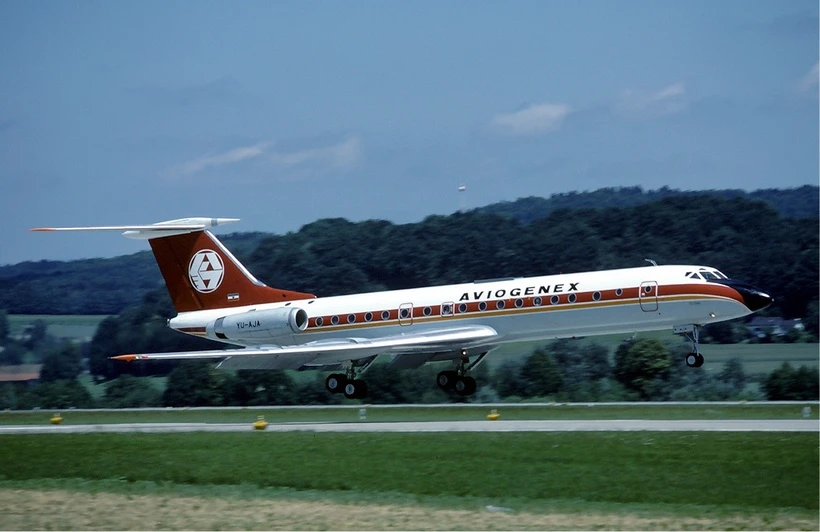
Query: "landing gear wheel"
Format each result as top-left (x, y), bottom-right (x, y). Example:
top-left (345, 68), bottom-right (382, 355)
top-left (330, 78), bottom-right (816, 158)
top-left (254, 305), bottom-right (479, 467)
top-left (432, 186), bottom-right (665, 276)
top-left (325, 373), bottom-right (347, 394)
top-left (454, 376), bottom-right (477, 396)
top-left (344, 379), bottom-right (368, 399)
top-left (437, 370), bottom-right (457, 390)
top-left (685, 352), bottom-right (699, 368)
top-left (685, 352), bottom-right (706, 368)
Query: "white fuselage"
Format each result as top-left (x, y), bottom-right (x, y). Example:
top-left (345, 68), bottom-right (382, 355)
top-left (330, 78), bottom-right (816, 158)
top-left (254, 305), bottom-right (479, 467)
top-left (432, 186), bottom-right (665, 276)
top-left (169, 265), bottom-right (752, 361)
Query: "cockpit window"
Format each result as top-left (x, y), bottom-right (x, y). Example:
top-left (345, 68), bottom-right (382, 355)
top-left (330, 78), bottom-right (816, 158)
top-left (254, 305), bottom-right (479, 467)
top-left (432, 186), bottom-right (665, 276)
top-left (691, 268), bottom-right (729, 281)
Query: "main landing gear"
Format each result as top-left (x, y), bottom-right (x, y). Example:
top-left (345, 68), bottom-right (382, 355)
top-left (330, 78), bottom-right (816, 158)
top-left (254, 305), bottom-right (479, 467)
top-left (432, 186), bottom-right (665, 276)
top-left (674, 324), bottom-right (705, 368)
top-left (325, 358), bottom-right (375, 399)
top-left (436, 351), bottom-right (488, 397)
top-left (325, 370), bottom-right (368, 399)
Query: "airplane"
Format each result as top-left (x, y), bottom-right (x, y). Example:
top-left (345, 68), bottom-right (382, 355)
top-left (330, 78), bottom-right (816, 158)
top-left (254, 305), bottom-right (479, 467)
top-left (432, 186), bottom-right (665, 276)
top-left (32, 217), bottom-right (774, 399)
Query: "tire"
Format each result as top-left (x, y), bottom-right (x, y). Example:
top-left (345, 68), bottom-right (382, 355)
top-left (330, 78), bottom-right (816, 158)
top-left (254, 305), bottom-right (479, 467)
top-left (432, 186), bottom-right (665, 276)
top-left (437, 370), bottom-right (456, 390)
top-left (454, 376), bottom-right (477, 396)
top-left (463, 376), bottom-right (477, 396)
top-left (325, 373), bottom-right (346, 394)
top-left (454, 377), bottom-right (469, 396)
top-left (343, 381), bottom-right (359, 400)
top-left (354, 380), bottom-right (368, 399)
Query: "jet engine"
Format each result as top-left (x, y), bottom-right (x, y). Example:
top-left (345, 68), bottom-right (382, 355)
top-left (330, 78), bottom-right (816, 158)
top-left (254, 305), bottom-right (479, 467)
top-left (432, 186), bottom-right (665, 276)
top-left (207, 307), bottom-right (308, 342)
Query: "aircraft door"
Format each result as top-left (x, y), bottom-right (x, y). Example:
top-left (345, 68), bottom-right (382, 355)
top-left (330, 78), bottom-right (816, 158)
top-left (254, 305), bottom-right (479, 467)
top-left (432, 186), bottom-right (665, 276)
top-left (399, 303), bottom-right (413, 326)
top-left (639, 281), bottom-right (659, 312)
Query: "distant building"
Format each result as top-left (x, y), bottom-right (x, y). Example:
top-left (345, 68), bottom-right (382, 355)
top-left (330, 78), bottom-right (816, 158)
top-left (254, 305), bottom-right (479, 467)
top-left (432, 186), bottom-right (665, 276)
top-left (746, 317), bottom-right (804, 339)
top-left (0, 364), bottom-right (42, 386)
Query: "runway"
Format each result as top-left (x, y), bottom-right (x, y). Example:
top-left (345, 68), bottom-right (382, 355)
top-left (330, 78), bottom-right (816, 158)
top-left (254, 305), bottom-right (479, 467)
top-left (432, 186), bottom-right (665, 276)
top-left (1, 419), bottom-right (817, 434)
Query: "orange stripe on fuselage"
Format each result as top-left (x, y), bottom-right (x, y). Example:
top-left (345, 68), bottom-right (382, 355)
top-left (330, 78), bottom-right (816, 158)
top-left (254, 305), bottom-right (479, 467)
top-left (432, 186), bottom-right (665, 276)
top-left (304, 283), bottom-right (745, 333)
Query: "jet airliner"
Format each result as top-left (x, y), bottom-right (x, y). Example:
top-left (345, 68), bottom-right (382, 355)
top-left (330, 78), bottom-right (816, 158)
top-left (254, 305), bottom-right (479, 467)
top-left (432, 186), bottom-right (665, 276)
top-left (32, 217), bottom-right (773, 399)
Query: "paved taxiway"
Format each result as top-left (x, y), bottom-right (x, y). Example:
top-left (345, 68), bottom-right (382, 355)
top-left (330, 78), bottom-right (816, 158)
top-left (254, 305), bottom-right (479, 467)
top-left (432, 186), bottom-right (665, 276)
top-left (1, 419), bottom-right (817, 434)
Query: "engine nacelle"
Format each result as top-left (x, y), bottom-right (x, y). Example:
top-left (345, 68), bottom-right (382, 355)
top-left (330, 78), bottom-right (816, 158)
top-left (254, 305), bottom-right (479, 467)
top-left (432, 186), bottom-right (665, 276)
top-left (207, 307), bottom-right (308, 342)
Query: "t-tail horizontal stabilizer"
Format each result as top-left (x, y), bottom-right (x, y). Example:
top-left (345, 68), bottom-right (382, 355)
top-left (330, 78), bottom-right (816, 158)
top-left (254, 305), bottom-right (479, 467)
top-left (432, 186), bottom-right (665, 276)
top-left (30, 217), bottom-right (239, 239)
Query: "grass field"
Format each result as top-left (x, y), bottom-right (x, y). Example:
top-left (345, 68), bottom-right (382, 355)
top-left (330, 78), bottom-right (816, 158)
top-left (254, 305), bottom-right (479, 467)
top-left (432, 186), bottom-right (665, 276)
top-left (2, 402), bottom-right (817, 425)
top-left (0, 432), bottom-right (817, 530)
top-left (7, 314), bottom-right (109, 341)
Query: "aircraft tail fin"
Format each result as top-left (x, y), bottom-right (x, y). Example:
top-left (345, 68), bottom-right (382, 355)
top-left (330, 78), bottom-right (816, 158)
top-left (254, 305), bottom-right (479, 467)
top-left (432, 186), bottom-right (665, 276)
top-left (32, 217), bottom-right (316, 313)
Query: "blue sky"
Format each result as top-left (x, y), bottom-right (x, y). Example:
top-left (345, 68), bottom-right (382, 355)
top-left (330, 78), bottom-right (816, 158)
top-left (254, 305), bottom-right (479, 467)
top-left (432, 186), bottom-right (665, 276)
top-left (1, 1), bottom-right (817, 264)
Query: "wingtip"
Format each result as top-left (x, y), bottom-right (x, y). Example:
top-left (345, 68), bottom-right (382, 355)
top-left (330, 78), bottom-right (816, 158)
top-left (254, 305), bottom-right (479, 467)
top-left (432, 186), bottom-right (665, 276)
top-left (110, 354), bottom-right (141, 362)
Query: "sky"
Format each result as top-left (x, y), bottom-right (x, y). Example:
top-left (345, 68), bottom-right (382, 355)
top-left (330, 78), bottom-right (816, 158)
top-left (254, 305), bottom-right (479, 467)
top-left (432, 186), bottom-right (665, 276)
top-left (1, 0), bottom-right (817, 264)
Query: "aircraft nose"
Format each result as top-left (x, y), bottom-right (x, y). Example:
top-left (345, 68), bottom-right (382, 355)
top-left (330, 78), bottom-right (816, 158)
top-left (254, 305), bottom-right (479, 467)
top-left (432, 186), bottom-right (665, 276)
top-left (716, 280), bottom-right (773, 312)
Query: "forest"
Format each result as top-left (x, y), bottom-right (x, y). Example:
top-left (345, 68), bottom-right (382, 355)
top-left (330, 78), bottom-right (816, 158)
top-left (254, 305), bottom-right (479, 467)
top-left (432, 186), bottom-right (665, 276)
top-left (0, 188), bottom-right (817, 409)
top-left (477, 185), bottom-right (819, 223)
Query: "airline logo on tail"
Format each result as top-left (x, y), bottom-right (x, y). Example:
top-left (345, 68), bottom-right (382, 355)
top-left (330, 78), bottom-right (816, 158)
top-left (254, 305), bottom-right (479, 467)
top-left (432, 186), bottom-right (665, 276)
top-left (188, 249), bottom-right (224, 293)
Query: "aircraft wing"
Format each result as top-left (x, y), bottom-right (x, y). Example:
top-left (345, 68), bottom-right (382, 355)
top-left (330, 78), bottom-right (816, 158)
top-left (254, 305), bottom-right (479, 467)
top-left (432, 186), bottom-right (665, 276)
top-left (111, 325), bottom-right (499, 371)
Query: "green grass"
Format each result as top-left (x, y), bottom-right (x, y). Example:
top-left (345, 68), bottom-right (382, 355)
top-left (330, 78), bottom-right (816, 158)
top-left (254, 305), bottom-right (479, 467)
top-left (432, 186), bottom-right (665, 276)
top-left (0, 432), bottom-right (816, 511)
top-left (8, 314), bottom-right (109, 341)
top-left (1, 403), bottom-right (817, 425)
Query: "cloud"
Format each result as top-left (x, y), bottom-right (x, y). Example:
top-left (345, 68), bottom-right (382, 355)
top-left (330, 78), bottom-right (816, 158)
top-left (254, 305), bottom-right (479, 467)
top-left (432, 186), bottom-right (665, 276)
top-left (269, 136), bottom-right (362, 170)
top-left (169, 141), bottom-right (272, 178)
top-left (797, 62), bottom-right (819, 94)
top-left (166, 136), bottom-right (362, 182)
top-left (614, 82), bottom-right (688, 118)
top-left (490, 103), bottom-right (573, 135)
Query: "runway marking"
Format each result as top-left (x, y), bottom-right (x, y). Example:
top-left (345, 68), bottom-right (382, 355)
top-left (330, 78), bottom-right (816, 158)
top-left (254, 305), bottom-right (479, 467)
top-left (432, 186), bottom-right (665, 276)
top-left (1, 419), bottom-right (817, 434)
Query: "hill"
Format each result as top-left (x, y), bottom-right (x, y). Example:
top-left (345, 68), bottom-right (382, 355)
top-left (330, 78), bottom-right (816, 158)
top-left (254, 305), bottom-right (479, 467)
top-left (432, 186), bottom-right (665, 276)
top-left (0, 232), bottom-right (267, 315)
top-left (475, 185), bottom-right (819, 224)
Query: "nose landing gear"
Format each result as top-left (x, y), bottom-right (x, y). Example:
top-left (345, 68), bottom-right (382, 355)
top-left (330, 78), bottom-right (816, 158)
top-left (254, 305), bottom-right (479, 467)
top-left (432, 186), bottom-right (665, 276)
top-left (674, 324), bottom-right (705, 368)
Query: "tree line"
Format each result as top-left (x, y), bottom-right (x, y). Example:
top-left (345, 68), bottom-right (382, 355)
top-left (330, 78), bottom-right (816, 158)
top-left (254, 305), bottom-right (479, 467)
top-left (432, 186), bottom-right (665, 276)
top-left (477, 185), bottom-right (819, 224)
top-left (2, 334), bottom-right (816, 410)
top-left (1, 309), bottom-right (817, 410)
